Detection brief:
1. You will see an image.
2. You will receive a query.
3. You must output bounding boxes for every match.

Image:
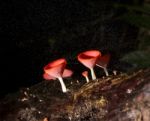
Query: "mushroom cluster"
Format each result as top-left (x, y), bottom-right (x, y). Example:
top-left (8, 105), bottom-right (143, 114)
top-left (77, 50), bottom-right (101, 80)
top-left (43, 50), bottom-right (111, 93)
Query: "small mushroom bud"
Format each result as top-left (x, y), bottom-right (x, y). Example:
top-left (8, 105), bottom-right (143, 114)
top-left (113, 70), bottom-right (117, 76)
top-left (82, 71), bottom-right (89, 83)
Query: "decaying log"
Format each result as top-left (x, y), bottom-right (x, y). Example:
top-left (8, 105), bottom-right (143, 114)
top-left (0, 68), bottom-right (150, 121)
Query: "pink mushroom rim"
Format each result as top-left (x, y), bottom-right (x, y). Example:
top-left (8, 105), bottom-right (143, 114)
top-left (44, 58), bottom-right (67, 78)
top-left (78, 50), bottom-right (101, 80)
top-left (43, 69), bottom-right (73, 80)
top-left (43, 58), bottom-right (72, 93)
top-left (43, 72), bottom-right (56, 80)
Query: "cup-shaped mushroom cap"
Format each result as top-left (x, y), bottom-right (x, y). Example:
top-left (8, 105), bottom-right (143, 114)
top-left (44, 58), bottom-right (67, 78)
top-left (78, 50), bottom-right (101, 69)
top-left (82, 71), bottom-right (88, 77)
top-left (96, 54), bottom-right (110, 68)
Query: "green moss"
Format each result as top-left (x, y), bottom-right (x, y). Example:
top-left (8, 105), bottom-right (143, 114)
top-left (121, 49), bottom-right (150, 69)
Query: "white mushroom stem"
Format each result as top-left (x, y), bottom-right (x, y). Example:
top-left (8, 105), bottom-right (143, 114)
top-left (90, 68), bottom-right (96, 80)
top-left (85, 76), bottom-right (90, 83)
top-left (96, 64), bottom-right (109, 76)
top-left (58, 77), bottom-right (67, 93)
top-left (103, 67), bottom-right (109, 76)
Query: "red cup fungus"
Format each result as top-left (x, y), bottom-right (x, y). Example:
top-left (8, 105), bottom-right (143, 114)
top-left (44, 58), bottom-right (73, 93)
top-left (77, 50), bottom-right (101, 80)
top-left (96, 54), bottom-right (110, 76)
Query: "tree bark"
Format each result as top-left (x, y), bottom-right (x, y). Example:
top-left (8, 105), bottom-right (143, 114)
top-left (0, 68), bottom-right (150, 121)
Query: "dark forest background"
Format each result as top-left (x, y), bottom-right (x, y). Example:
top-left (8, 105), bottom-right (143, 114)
top-left (0, 0), bottom-right (149, 98)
